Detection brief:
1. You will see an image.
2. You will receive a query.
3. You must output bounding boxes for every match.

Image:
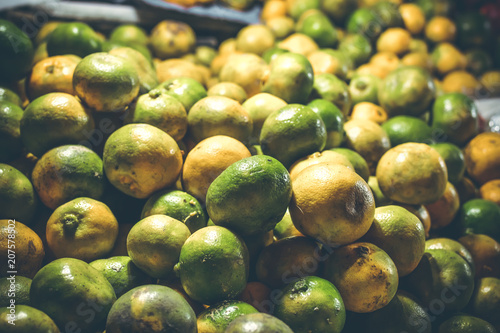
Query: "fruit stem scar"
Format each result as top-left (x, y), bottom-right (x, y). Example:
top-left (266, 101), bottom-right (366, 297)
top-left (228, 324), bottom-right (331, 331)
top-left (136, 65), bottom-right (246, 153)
top-left (62, 214), bottom-right (79, 235)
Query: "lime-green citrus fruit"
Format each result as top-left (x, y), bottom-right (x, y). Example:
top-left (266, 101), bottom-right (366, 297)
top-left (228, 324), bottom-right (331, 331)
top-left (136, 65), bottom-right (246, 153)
top-left (206, 155), bottom-right (292, 236)
top-left (260, 104), bottom-right (327, 168)
top-left (46, 22), bottom-right (102, 58)
top-left (106, 284), bottom-right (197, 333)
top-left (197, 300), bottom-right (258, 333)
top-left (329, 147), bottom-right (370, 182)
top-left (89, 256), bottom-right (155, 298)
top-left (187, 95), bottom-right (253, 144)
top-left (0, 19), bottom-right (34, 82)
top-left (349, 74), bottom-right (381, 105)
top-left (296, 9), bottom-right (338, 48)
top-left (30, 258), bottom-right (116, 332)
top-left (438, 314), bottom-right (497, 333)
top-left (20, 92), bottom-right (95, 157)
top-left (431, 92), bottom-right (479, 146)
top-left (381, 115), bottom-right (433, 146)
top-left (425, 238), bottom-right (475, 270)
top-left (403, 249), bottom-right (474, 314)
top-left (458, 199), bottom-right (500, 243)
top-left (73, 52), bottom-right (140, 112)
top-left (207, 82), bottom-right (248, 104)
top-left (0, 305), bottom-right (60, 333)
top-left (108, 46), bottom-right (159, 94)
top-left (346, 8), bottom-right (382, 41)
top-left (362, 205), bottom-right (426, 276)
top-left (124, 88), bottom-right (187, 141)
top-left (273, 209), bottom-right (304, 239)
top-left (109, 24), bottom-right (149, 46)
top-left (357, 290), bottom-right (432, 333)
top-left (225, 313), bottom-right (293, 333)
top-left (103, 123), bottom-right (183, 199)
top-left (242, 92), bottom-right (287, 144)
top-left (141, 189), bottom-right (207, 233)
top-left (308, 99), bottom-right (344, 148)
top-left (32, 145), bottom-right (105, 209)
top-left (378, 66), bottom-right (436, 117)
top-left (174, 226), bottom-right (249, 305)
top-left (310, 72), bottom-right (352, 117)
top-left (468, 277), bottom-right (500, 329)
top-left (322, 242), bottom-right (398, 313)
top-left (430, 142), bottom-right (466, 184)
top-left (339, 34), bottom-right (372, 67)
top-left (368, 176), bottom-right (393, 207)
top-left (0, 163), bottom-right (37, 224)
top-left (274, 276), bottom-right (346, 333)
top-left (262, 52), bottom-right (315, 104)
top-left (0, 86), bottom-right (22, 106)
top-left (158, 77), bottom-right (208, 113)
top-left (0, 275), bottom-right (31, 307)
top-left (127, 215), bottom-right (191, 279)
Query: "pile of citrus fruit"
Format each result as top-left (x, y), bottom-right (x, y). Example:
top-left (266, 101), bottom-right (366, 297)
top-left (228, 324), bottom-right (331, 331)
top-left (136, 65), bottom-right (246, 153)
top-left (1, 0), bottom-right (500, 331)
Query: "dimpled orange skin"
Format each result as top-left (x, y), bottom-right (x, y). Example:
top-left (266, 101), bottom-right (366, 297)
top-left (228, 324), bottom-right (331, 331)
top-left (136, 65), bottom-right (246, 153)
top-left (103, 123), bottom-right (183, 199)
top-left (464, 132), bottom-right (500, 185)
top-left (289, 163), bottom-right (375, 246)
top-left (376, 143), bottom-right (448, 205)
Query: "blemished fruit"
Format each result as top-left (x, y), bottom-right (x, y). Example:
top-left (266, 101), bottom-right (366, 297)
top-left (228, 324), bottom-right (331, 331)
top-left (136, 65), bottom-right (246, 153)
top-left (323, 242), bottom-right (399, 313)
top-left (361, 205), bottom-right (426, 277)
top-left (32, 144), bottom-right (106, 209)
top-left (274, 276), bottom-right (346, 333)
top-left (46, 197), bottom-right (119, 262)
top-left (106, 284), bottom-right (197, 333)
top-left (289, 163), bottom-right (375, 246)
top-left (0, 220), bottom-right (44, 278)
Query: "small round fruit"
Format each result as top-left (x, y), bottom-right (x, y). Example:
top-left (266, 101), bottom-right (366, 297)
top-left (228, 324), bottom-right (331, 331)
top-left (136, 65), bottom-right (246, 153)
top-left (32, 145), bottom-right (105, 209)
top-left (260, 104), bottom-right (326, 168)
top-left (0, 305), bottom-right (59, 333)
top-left (46, 197), bottom-right (119, 262)
top-left (127, 215), bottom-right (191, 279)
top-left (106, 284), bottom-right (197, 333)
top-left (206, 155), bottom-right (292, 236)
top-left (274, 276), bottom-right (346, 333)
top-left (30, 258), bottom-right (116, 332)
top-left (103, 123), bottom-right (183, 199)
top-left (376, 143), bottom-right (448, 205)
top-left (289, 163), bottom-right (375, 246)
top-left (0, 164), bottom-right (37, 224)
top-left (323, 242), bottom-right (399, 313)
top-left (225, 313), bottom-right (293, 333)
top-left (73, 52), bottom-right (140, 112)
top-left (174, 226), bottom-right (249, 305)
